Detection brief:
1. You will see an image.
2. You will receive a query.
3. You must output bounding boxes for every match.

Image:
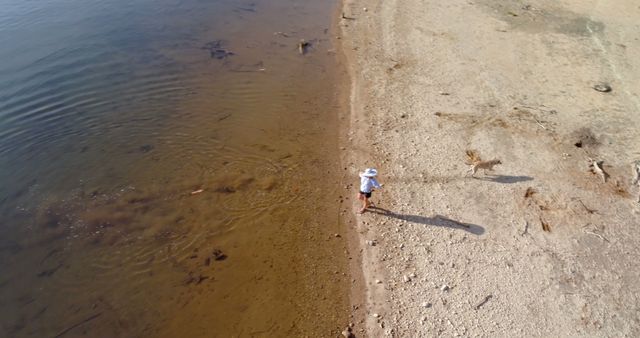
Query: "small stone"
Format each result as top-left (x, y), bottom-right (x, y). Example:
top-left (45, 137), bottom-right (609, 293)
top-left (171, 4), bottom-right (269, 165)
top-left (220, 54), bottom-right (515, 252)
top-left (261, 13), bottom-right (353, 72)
top-left (363, 7), bottom-right (368, 12)
top-left (376, 279), bottom-right (383, 284)
top-left (593, 83), bottom-right (612, 92)
top-left (403, 275), bottom-right (411, 282)
top-left (421, 302), bottom-right (432, 308)
top-left (372, 313), bottom-right (380, 318)
top-left (342, 327), bottom-right (354, 338)
top-left (441, 284), bottom-right (450, 292)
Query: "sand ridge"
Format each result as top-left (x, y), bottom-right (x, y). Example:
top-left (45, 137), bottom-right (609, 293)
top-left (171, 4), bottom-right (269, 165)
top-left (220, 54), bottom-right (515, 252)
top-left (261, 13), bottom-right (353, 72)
top-left (339, 0), bottom-right (640, 336)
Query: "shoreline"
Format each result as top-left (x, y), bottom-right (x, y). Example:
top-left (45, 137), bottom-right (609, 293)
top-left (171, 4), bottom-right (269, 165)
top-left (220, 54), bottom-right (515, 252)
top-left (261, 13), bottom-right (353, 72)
top-left (336, 0), bottom-right (390, 335)
top-left (339, 0), bottom-right (640, 336)
top-left (331, 0), bottom-right (367, 334)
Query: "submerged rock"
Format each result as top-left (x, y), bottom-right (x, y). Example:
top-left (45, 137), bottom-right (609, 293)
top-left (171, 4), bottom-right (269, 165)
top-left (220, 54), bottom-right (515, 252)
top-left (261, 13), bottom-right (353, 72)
top-left (202, 40), bottom-right (235, 60)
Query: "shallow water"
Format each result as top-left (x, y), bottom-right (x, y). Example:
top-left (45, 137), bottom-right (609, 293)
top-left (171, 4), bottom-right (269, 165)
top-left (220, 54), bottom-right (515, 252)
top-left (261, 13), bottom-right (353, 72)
top-left (0, 0), bottom-right (349, 336)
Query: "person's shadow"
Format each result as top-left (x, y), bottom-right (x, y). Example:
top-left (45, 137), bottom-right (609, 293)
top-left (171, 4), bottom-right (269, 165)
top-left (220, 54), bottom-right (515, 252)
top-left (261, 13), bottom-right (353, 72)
top-left (367, 206), bottom-right (485, 235)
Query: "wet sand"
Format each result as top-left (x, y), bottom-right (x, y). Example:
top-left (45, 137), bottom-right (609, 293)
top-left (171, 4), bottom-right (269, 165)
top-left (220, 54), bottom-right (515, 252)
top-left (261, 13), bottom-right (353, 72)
top-left (339, 0), bottom-right (640, 336)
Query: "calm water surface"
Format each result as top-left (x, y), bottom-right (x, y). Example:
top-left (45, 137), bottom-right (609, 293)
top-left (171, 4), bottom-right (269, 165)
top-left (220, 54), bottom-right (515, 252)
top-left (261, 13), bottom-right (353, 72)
top-left (0, 0), bottom-right (349, 336)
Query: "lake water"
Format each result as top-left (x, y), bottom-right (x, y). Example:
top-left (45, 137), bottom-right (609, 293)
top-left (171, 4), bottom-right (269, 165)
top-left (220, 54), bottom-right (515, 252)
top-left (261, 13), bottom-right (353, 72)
top-left (0, 0), bottom-right (350, 336)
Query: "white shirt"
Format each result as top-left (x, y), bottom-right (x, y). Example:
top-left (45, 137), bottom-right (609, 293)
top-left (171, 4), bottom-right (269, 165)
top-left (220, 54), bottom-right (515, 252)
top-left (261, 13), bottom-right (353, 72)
top-left (360, 175), bottom-right (381, 193)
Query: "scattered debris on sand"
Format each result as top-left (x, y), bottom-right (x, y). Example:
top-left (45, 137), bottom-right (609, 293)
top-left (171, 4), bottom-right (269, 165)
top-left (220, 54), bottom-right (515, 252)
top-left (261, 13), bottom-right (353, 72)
top-left (341, 12), bottom-right (356, 20)
top-left (540, 217), bottom-right (551, 232)
top-left (589, 158), bottom-right (609, 183)
top-left (273, 31), bottom-right (290, 38)
top-left (593, 82), bottom-right (612, 92)
top-left (632, 161), bottom-right (640, 186)
top-left (190, 189), bottom-right (204, 195)
top-left (475, 294), bottom-right (493, 310)
top-left (574, 198), bottom-right (597, 214)
top-left (633, 161), bottom-right (640, 202)
top-left (524, 187), bottom-right (537, 198)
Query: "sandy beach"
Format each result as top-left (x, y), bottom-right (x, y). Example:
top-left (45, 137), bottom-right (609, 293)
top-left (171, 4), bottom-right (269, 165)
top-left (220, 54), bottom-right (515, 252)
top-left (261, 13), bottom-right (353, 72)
top-left (338, 0), bottom-right (640, 336)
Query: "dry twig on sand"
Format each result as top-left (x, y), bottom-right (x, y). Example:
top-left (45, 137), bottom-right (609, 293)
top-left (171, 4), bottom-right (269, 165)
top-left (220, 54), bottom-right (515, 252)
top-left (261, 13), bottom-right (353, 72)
top-left (534, 118), bottom-right (547, 130)
top-left (520, 220), bottom-right (529, 236)
top-left (583, 230), bottom-right (609, 242)
top-left (341, 12), bottom-right (356, 20)
top-left (524, 187), bottom-right (537, 198)
top-left (540, 217), bottom-right (551, 232)
top-left (475, 295), bottom-right (493, 310)
top-left (575, 198), bottom-right (597, 214)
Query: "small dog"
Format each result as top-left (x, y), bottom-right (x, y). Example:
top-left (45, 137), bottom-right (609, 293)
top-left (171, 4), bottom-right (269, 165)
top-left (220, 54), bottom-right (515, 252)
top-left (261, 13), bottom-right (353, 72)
top-left (468, 159), bottom-right (502, 176)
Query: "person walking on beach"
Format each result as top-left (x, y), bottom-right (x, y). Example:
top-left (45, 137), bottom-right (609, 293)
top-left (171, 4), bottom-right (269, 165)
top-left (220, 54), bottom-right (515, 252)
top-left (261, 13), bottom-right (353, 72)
top-left (358, 168), bottom-right (381, 214)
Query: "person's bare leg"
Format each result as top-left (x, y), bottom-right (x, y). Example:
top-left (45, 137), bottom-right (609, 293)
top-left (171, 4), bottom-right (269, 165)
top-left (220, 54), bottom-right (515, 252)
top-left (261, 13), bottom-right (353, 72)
top-left (357, 193), bottom-right (366, 213)
top-left (358, 195), bottom-right (367, 213)
top-left (359, 196), bottom-right (369, 213)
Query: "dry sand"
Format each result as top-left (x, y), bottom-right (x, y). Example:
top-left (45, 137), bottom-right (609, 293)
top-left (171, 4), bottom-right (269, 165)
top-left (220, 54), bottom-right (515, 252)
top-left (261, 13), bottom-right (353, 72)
top-left (338, 0), bottom-right (640, 336)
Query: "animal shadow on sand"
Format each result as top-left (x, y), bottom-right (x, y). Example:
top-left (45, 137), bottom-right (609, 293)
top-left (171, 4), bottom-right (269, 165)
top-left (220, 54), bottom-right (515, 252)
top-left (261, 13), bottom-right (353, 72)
top-left (367, 207), bottom-right (484, 235)
top-left (473, 175), bottom-right (533, 184)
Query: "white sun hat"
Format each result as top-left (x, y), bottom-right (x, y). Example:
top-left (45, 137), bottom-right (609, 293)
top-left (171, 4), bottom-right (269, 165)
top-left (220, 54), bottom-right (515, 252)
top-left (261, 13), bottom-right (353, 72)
top-left (361, 168), bottom-right (378, 177)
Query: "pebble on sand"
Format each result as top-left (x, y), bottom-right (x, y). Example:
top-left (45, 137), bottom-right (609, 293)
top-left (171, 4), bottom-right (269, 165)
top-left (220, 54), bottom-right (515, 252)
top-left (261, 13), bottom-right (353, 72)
top-left (593, 82), bottom-right (612, 92)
